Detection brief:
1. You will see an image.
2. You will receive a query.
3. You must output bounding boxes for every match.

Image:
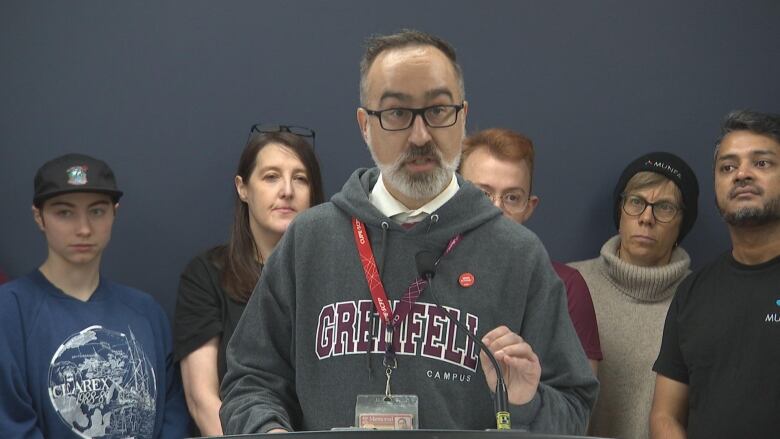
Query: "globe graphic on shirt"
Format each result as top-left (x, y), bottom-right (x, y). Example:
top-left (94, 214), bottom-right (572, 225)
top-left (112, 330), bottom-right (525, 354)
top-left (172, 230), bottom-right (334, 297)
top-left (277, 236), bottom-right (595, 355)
top-left (48, 325), bottom-right (157, 439)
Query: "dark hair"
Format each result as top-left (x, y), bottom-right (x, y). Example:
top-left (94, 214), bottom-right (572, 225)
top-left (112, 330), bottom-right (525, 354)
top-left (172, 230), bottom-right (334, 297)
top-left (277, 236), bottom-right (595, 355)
top-left (715, 110), bottom-right (780, 159)
top-left (218, 131), bottom-right (324, 303)
top-left (461, 128), bottom-right (535, 190)
top-left (359, 29), bottom-right (464, 105)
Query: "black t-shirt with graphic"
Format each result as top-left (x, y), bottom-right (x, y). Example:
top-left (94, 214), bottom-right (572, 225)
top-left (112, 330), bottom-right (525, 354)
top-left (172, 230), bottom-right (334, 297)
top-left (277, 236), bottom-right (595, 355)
top-left (654, 251), bottom-right (780, 438)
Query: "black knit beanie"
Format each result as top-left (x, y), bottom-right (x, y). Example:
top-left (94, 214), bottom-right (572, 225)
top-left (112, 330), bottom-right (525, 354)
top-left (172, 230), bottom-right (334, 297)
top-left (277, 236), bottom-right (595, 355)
top-left (613, 152), bottom-right (699, 244)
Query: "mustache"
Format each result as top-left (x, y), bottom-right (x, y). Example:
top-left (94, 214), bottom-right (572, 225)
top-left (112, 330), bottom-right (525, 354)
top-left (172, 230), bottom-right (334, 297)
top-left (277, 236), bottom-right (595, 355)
top-left (400, 142), bottom-right (441, 162)
top-left (729, 180), bottom-right (763, 199)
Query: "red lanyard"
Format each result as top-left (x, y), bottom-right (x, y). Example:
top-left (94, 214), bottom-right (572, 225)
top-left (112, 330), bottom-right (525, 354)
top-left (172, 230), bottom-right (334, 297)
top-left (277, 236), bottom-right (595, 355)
top-left (351, 217), bottom-right (462, 363)
top-left (352, 217), bottom-right (394, 326)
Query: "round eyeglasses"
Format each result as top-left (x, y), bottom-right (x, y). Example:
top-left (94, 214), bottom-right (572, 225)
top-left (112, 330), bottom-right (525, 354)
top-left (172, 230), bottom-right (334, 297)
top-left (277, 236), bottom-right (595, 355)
top-left (361, 103), bottom-right (465, 131)
top-left (621, 194), bottom-right (682, 223)
top-left (482, 190), bottom-right (530, 214)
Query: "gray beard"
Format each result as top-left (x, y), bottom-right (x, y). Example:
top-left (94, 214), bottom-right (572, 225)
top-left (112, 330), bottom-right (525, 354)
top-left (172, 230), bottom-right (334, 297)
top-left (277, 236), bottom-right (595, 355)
top-left (370, 142), bottom-right (460, 201)
top-left (719, 195), bottom-right (780, 227)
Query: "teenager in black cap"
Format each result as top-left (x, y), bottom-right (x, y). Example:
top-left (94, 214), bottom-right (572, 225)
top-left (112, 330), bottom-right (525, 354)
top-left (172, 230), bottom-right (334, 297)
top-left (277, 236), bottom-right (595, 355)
top-left (0, 153), bottom-right (188, 438)
top-left (569, 151), bottom-right (699, 439)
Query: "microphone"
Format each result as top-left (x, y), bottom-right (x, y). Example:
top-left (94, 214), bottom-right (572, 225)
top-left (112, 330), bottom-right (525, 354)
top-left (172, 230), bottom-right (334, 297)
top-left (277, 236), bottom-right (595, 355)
top-left (415, 251), bottom-right (511, 430)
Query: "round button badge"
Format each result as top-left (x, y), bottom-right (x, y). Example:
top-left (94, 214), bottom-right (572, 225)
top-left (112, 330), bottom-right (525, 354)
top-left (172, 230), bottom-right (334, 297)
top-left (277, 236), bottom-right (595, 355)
top-left (459, 272), bottom-right (475, 288)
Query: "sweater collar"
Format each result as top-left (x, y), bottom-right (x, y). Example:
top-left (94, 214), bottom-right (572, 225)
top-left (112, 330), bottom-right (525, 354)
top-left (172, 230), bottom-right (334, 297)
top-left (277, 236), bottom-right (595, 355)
top-left (598, 235), bottom-right (691, 302)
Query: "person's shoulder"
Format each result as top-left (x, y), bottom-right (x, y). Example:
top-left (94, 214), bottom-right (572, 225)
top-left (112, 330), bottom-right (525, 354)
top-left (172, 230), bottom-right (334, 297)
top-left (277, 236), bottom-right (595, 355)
top-left (567, 256), bottom-right (599, 272)
top-left (551, 260), bottom-right (577, 279)
top-left (0, 272), bottom-right (44, 304)
top-left (686, 251), bottom-right (730, 281)
top-left (0, 276), bottom-right (25, 296)
top-left (0, 273), bottom-right (47, 329)
top-left (552, 260), bottom-right (590, 286)
top-left (103, 279), bottom-right (167, 319)
top-left (479, 215), bottom-right (542, 247)
top-left (672, 251), bottom-right (730, 303)
top-left (293, 201), bottom-right (339, 224)
top-left (198, 245), bottom-right (225, 262)
top-left (183, 245), bottom-right (225, 274)
top-left (285, 201), bottom-right (346, 236)
top-left (467, 219), bottom-right (557, 278)
top-left (565, 257), bottom-right (603, 289)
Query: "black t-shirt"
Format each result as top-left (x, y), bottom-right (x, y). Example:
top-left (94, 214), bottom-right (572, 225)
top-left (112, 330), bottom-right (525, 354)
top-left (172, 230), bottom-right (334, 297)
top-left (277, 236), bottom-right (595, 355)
top-left (653, 251), bottom-right (780, 438)
top-left (173, 246), bottom-right (248, 382)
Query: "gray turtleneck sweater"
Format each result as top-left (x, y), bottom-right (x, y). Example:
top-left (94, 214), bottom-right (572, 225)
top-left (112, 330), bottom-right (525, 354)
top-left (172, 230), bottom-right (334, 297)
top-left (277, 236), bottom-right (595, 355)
top-left (569, 235), bottom-right (690, 439)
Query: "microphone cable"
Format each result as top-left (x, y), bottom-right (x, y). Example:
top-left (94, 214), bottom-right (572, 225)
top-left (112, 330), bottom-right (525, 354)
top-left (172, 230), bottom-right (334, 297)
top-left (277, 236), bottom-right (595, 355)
top-left (415, 251), bottom-right (511, 430)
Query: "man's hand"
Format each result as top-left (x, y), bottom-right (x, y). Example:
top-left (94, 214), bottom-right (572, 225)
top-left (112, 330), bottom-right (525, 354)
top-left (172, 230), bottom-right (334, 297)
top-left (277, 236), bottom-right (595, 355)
top-left (480, 325), bottom-right (541, 406)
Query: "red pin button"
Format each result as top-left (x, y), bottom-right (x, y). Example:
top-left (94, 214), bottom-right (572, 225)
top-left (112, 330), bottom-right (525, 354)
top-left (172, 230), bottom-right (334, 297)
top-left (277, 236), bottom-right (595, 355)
top-left (459, 272), bottom-right (475, 288)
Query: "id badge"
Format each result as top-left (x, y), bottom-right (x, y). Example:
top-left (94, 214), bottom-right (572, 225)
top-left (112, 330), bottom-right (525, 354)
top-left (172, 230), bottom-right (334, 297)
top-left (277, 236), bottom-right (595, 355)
top-left (355, 394), bottom-right (418, 429)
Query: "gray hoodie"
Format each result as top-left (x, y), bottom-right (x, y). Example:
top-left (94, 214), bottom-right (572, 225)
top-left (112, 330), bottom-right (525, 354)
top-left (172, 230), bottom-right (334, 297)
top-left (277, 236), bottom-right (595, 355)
top-left (220, 168), bottom-right (598, 434)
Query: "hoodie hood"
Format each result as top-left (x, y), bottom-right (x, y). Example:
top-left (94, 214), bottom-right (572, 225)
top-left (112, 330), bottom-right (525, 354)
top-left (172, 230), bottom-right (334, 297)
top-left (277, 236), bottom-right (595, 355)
top-left (331, 168), bottom-right (502, 242)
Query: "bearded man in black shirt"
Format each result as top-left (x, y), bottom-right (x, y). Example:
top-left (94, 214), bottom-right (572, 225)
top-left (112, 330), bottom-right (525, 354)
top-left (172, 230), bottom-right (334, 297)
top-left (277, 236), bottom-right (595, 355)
top-left (650, 109), bottom-right (780, 439)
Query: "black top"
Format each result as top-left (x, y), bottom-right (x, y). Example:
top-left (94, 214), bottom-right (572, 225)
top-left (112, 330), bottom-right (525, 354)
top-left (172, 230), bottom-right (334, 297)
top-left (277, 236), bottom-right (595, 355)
top-left (174, 246), bottom-right (248, 381)
top-left (653, 251), bottom-right (780, 438)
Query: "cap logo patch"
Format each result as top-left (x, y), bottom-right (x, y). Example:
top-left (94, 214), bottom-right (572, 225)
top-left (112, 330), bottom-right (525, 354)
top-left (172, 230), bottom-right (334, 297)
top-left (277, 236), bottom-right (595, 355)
top-left (66, 165), bottom-right (88, 186)
top-left (645, 160), bottom-right (682, 180)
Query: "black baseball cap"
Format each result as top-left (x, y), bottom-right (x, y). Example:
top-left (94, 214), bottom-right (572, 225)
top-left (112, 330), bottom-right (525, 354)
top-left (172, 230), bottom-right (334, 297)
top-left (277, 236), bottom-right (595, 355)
top-left (33, 153), bottom-right (123, 207)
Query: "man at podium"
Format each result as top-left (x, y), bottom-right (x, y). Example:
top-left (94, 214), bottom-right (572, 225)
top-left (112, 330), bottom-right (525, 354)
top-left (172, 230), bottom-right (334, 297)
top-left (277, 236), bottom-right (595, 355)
top-left (219, 29), bottom-right (598, 435)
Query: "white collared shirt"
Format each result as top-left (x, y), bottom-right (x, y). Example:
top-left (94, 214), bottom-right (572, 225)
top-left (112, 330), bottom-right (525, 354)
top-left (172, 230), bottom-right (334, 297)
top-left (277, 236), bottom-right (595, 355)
top-left (369, 173), bottom-right (459, 224)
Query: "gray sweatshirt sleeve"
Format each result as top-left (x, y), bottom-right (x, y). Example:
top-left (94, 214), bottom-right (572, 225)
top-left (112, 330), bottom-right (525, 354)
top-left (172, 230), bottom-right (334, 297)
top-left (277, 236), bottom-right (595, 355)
top-left (219, 232), bottom-right (300, 433)
top-left (508, 241), bottom-right (599, 434)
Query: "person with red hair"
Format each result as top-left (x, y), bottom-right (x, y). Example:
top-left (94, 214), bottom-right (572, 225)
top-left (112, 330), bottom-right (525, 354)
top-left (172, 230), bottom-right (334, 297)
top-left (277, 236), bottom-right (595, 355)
top-left (460, 127), bottom-right (602, 374)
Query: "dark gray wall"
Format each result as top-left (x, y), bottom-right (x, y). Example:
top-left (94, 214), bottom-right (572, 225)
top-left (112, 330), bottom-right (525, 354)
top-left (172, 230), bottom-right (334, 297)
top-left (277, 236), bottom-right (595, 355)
top-left (2, 1), bottom-right (778, 318)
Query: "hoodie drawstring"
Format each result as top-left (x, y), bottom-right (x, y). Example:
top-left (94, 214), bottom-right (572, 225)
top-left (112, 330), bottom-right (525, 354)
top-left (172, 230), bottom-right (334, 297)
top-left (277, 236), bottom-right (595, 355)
top-left (426, 213), bottom-right (440, 233)
top-left (378, 221), bottom-right (390, 277)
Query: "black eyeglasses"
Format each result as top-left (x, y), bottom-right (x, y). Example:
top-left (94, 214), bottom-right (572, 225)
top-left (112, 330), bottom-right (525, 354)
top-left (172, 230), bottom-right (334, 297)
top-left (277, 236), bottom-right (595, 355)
top-left (621, 194), bottom-right (682, 223)
top-left (249, 124), bottom-right (316, 149)
top-left (360, 103), bottom-right (465, 131)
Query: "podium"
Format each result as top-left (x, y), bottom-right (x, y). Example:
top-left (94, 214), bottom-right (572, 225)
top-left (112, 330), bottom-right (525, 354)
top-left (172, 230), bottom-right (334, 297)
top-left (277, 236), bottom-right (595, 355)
top-left (216, 430), bottom-right (602, 438)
